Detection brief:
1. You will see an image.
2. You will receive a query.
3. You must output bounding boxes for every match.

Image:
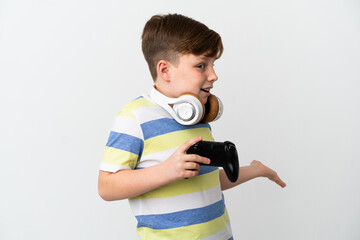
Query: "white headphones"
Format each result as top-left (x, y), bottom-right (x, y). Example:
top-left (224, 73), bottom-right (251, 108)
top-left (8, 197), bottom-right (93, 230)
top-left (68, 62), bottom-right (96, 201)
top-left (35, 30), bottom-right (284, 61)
top-left (149, 86), bottom-right (223, 125)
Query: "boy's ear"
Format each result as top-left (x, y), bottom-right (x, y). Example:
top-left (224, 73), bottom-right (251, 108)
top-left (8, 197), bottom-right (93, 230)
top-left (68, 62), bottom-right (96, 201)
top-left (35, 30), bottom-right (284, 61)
top-left (157, 60), bottom-right (171, 82)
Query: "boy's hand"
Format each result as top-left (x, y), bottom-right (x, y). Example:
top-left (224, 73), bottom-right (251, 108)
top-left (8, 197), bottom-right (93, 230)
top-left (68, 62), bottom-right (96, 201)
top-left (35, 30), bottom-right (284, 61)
top-left (250, 160), bottom-right (287, 188)
top-left (161, 136), bottom-right (211, 182)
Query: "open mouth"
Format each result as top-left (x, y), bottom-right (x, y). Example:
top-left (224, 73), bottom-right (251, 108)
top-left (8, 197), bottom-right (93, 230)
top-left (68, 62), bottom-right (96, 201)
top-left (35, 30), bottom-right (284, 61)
top-left (201, 88), bottom-right (210, 93)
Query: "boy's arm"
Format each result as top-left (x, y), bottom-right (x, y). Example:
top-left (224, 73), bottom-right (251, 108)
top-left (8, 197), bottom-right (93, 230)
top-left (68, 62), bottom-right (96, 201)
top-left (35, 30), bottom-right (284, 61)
top-left (98, 136), bottom-right (210, 201)
top-left (219, 160), bottom-right (286, 191)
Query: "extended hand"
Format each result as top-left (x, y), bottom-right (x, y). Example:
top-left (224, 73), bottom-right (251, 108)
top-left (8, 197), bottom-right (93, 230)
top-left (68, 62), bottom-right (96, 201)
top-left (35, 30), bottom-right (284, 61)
top-left (250, 160), bottom-right (286, 188)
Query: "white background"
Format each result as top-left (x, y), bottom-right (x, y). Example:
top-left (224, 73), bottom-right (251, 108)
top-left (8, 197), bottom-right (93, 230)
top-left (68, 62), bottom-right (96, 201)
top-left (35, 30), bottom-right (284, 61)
top-left (1, 0), bottom-right (359, 239)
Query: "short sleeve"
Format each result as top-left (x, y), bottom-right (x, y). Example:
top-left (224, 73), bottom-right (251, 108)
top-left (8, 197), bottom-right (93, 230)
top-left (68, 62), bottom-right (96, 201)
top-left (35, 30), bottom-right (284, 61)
top-left (99, 108), bottom-right (144, 172)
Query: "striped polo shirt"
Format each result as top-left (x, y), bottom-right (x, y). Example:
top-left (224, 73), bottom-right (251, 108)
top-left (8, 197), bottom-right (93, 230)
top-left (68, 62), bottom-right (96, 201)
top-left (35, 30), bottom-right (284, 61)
top-left (100, 94), bottom-right (233, 240)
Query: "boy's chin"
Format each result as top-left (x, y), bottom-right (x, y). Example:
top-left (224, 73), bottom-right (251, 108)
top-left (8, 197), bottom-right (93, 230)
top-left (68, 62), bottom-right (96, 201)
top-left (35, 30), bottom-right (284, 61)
top-left (200, 96), bottom-right (208, 105)
top-left (198, 92), bottom-right (210, 104)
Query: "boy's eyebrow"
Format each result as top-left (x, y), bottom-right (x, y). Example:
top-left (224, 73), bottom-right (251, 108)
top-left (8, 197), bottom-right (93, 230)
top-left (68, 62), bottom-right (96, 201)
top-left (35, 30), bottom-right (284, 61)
top-left (199, 55), bottom-right (209, 59)
top-left (198, 55), bottom-right (213, 61)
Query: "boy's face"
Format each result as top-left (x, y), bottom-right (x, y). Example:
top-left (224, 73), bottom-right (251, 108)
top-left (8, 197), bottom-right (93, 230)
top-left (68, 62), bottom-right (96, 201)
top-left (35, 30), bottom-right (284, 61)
top-left (167, 54), bottom-right (218, 104)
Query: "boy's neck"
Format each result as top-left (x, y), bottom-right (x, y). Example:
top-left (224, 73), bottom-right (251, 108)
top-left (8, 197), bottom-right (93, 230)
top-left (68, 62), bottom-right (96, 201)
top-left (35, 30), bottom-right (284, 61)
top-left (154, 81), bottom-right (172, 98)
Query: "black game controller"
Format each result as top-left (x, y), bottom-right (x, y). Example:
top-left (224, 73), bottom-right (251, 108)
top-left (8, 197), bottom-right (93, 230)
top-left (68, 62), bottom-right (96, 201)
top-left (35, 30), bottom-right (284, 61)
top-left (187, 141), bottom-right (239, 182)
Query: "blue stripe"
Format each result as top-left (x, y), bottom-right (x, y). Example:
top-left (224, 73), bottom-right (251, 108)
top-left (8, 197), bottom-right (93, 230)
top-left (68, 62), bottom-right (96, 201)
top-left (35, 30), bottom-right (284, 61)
top-left (135, 165), bottom-right (217, 174)
top-left (228, 237), bottom-right (234, 240)
top-left (198, 165), bottom-right (218, 175)
top-left (106, 131), bottom-right (143, 155)
top-left (136, 197), bottom-right (225, 229)
top-left (141, 118), bottom-right (211, 140)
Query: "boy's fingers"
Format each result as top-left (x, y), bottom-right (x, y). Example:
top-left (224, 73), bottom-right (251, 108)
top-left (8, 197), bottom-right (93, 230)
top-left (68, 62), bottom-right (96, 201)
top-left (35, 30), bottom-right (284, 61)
top-left (278, 179), bottom-right (287, 188)
top-left (184, 162), bottom-right (201, 171)
top-left (180, 136), bottom-right (203, 152)
top-left (274, 175), bottom-right (287, 188)
top-left (186, 154), bottom-right (210, 165)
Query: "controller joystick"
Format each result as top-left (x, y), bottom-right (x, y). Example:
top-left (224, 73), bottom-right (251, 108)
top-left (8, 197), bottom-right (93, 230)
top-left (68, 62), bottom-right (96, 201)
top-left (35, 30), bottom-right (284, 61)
top-left (187, 141), bottom-right (239, 182)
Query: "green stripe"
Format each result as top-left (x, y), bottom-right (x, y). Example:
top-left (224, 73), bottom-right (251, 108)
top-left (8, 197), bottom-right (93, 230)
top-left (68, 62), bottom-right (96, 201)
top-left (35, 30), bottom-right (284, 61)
top-left (130, 170), bottom-right (219, 200)
top-left (137, 209), bottom-right (230, 240)
top-left (101, 146), bottom-right (139, 169)
top-left (116, 97), bottom-right (157, 118)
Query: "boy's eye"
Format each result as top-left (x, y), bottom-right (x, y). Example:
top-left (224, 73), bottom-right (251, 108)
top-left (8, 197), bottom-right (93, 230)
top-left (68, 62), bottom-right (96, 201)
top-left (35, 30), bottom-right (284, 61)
top-left (197, 64), bottom-right (205, 69)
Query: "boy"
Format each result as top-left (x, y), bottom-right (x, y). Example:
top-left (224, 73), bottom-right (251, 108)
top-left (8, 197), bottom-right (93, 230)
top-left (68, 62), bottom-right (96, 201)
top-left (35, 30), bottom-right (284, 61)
top-left (98, 13), bottom-right (286, 240)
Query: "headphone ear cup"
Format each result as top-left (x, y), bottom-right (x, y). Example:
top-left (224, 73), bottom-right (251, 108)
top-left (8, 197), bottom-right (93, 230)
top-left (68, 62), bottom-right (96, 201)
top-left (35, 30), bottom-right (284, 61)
top-left (174, 94), bottom-right (205, 124)
top-left (202, 94), bottom-right (222, 123)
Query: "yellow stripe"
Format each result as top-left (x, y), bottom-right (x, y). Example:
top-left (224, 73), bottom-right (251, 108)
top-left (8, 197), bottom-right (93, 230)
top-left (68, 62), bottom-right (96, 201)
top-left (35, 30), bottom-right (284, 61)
top-left (116, 109), bottom-right (135, 118)
top-left (101, 146), bottom-right (139, 169)
top-left (131, 170), bottom-right (219, 200)
top-left (142, 128), bottom-right (214, 156)
top-left (137, 209), bottom-right (230, 240)
top-left (116, 97), bottom-right (157, 118)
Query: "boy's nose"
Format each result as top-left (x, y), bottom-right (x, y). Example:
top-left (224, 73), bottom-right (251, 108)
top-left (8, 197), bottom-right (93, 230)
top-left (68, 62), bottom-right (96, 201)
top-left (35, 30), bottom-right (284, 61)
top-left (208, 67), bottom-right (218, 82)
